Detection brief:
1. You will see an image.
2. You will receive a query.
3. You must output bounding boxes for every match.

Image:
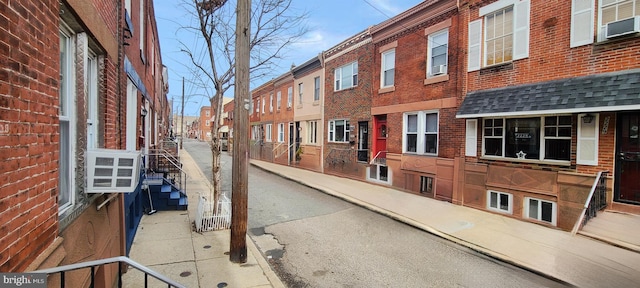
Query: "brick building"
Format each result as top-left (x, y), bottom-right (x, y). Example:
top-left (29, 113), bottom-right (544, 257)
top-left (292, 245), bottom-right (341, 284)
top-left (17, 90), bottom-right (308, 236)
top-left (369, 0), bottom-right (464, 201)
top-left (250, 80), bottom-right (275, 161)
top-left (292, 56), bottom-right (325, 172)
top-left (457, 0), bottom-right (640, 229)
top-left (200, 106), bottom-right (212, 140)
top-left (270, 72), bottom-right (296, 166)
top-left (322, 30), bottom-right (374, 179)
top-left (0, 0), bottom-right (169, 286)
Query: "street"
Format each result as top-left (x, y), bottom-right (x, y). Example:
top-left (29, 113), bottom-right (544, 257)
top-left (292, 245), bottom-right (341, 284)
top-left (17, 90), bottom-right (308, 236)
top-left (183, 140), bottom-right (566, 287)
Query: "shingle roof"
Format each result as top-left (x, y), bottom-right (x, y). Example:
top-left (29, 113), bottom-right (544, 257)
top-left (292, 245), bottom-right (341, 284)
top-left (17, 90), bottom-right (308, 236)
top-left (457, 69), bottom-right (640, 118)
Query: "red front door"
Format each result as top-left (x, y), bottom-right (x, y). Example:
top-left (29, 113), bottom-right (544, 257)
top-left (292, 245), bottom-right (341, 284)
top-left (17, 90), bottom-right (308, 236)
top-left (615, 112), bottom-right (640, 204)
top-left (374, 116), bottom-right (387, 157)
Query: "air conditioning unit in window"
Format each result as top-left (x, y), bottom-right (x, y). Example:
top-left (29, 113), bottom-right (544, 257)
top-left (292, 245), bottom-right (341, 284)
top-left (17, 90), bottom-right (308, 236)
top-left (432, 64), bottom-right (446, 75)
top-left (86, 149), bottom-right (142, 193)
top-left (606, 16), bottom-right (640, 39)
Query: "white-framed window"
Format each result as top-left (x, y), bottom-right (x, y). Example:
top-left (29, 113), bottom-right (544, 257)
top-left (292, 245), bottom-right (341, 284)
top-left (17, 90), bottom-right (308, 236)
top-left (251, 125), bottom-right (260, 140)
top-left (308, 120), bottom-right (318, 144)
top-left (381, 49), bottom-right (395, 87)
top-left (255, 99), bottom-right (259, 113)
top-left (278, 123), bottom-right (285, 143)
top-left (468, 0), bottom-right (530, 71)
top-left (287, 86), bottom-right (293, 108)
top-left (524, 197), bottom-right (557, 225)
top-left (598, 0), bottom-right (640, 41)
top-left (265, 124), bottom-right (272, 142)
top-left (334, 61), bottom-right (358, 91)
top-left (139, 0), bottom-right (145, 53)
top-left (482, 116), bottom-right (572, 162)
top-left (328, 119), bottom-right (350, 142)
top-left (126, 79), bottom-right (137, 150)
top-left (262, 96), bottom-right (265, 114)
top-left (59, 26), bottom-right (76, 214)
top-left (206, 110), bottom-right (210, 117)
top-left (298, 83), bottom-right (303, 105)
top-left (403, 111), bottom-right (438, 155)
top-left (277, 91), bottom-right (282, 110)
top-left (487, 190), bottom-right (513, 214)
top-left (420, 176), bottom-right (434, 194)
top-left (314, 77), bottom-right (320, 102)
top-left (206, 120), bottom-right (210, 126)
top-left (427, 29), bottom-right (448, 77)
top-left (270, 93), bottom-right (274, 112)
top-left (125, 0), bottom-right (132, 16)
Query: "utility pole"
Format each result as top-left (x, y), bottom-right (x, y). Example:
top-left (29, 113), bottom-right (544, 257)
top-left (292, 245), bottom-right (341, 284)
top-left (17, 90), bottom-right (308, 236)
top-left (230, 0), bottom-right (250, 263)
top-left (180, 77), bottom-right (185, 150)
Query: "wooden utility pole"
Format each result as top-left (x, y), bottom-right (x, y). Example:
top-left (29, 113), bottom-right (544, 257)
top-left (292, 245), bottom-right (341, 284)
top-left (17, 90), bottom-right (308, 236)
top-left (180, 77), bottom-right (185, 150)
top-left (230, 0), bottom-right (250, 263)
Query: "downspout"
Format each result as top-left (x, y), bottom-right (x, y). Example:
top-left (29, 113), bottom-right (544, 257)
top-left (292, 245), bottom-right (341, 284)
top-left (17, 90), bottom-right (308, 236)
top-left (319, 52), bottom-right (326, 173)
top-left (116, 0), bottom-right (127, 259)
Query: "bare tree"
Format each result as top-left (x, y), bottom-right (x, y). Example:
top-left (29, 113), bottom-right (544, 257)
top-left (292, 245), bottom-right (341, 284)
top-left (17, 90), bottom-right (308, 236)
top-left (181, 0), bottom-right (307, 214)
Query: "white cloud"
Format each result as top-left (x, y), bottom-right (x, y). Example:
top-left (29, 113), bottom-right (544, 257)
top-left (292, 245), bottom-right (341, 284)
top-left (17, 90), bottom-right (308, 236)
top-left (368, 0), bottom-right (405, 16)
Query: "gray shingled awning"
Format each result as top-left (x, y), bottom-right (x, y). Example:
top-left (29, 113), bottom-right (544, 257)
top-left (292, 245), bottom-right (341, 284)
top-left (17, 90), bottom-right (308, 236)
top-left (456, 69), bottom-right (640, 118)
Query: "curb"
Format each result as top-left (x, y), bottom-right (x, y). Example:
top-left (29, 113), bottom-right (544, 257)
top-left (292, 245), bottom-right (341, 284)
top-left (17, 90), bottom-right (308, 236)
top-left (250, 161), bottom-right (576, 287)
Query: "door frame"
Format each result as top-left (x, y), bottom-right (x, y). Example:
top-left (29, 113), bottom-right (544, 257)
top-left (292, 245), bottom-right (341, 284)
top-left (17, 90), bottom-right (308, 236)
top-left (614, 111), bottom-right (640, 205)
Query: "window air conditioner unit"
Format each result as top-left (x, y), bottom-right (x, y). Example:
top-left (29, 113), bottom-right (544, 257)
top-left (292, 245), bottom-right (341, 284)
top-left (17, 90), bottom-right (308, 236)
top-left (432, 64), bottom-right (446, 75)
top-left (86, 149), bottom-right (142, 193)
top-left (606, 16), bottom-right (640, 39)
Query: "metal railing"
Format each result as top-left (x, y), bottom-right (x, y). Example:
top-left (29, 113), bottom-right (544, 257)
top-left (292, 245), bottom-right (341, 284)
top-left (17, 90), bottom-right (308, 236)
top-left (147, 150), bottom-right (188, 194)
top-left (571, 171), bottom-right (609, 235)
top-left (370, 150), bottom-right (388, 166)
top-left (33, 256), bottom-right (186, 288)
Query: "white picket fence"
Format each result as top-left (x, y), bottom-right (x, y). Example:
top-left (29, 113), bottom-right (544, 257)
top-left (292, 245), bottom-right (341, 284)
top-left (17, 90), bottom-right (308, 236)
top-left (195, 194), bottom-right (231, 232)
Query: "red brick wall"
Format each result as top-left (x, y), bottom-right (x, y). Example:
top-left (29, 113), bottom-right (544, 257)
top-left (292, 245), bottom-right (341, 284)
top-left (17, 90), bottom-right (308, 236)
top-left (0, 0), bottom-right (61, 271)
top-left (467, 0), bottom-right (640, 92)
top-left (272, 77), bottom-right (294, 165)
top-left (324, 41), bottom-right (373, 178)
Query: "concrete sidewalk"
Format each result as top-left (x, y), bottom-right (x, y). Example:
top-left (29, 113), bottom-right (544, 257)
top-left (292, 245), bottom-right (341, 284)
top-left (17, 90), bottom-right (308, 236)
top-left (251, 160), bottom-right (640, 288)
top-left (123, 151), bottom-right (284, 288)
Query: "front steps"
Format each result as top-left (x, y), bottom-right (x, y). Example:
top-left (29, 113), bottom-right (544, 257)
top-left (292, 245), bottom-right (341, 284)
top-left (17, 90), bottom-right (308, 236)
top-left (143, 173), bottom-right (188, 211)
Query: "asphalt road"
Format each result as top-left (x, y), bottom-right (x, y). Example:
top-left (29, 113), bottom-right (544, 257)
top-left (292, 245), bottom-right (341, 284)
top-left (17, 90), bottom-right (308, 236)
top-left (183, 139), bottom-right (566, 288)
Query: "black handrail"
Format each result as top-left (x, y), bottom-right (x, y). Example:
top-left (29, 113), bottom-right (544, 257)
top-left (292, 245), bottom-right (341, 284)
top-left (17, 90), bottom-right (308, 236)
top-left (33, 256), bottom-right (186, 288)
top-left (571, 171), bottom-right (608, 235)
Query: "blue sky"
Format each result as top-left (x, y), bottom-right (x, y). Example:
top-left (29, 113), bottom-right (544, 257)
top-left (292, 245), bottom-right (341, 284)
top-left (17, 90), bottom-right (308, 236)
top-left (154, 0), bottom-right (422, 116)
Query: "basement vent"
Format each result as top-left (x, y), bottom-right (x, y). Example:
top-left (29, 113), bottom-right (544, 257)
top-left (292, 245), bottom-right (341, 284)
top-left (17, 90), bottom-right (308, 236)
top-left (86, 149), bottom-right (141, 193)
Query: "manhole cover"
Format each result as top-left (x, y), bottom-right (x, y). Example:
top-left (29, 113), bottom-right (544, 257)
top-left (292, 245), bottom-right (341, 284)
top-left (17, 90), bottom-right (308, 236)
top-left (217, 282), bottom-right (228, 288)
top-left (203, 245), bottom-right (212, 249)
top-left (179, 271), bottom-right (192, 277)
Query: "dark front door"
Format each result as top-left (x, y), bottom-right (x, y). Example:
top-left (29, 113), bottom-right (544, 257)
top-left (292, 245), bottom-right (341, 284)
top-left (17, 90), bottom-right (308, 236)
top-left (615, 112), bottom-right (640, 204)
top-left (357, 121), bottom-right (369, 162)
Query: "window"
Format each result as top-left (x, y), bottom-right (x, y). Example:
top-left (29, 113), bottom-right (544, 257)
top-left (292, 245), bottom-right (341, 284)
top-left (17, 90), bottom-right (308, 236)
top-left (262, 96), bottom-right (265, 114)
top-left (265, 124), bottom-right (272, 142)
top-left (485, 7), bottom-right (514, 66)
top-left (403, 111), bottom-right (438, 155)
top-left (59, 28), bottom-right (75, 213)
top-left (599, 0), bottom-right (640, 40)
top-left (139, 0), bottom-right (145, 54)
top-left (276, 91), bottom-right (281, 110)
top-left (524, 197), bottom-right (557, 225)
top-left (255, 99), bottom-right (259, 113)
top-left (483, 116), bottom-right (572, 162)
top-left (328, 119), bottom-right (349, 142)
top-left (420, 176), bottom-right (434, 194)
top-left (381, 49), bottom-right (395, 87)
top-left (206, 110), bottom-right (210, 117)
top-left (487, 190), bottom-right (512, 214)
top-left (251, 125), bottom-right (260, 140)
top-left (287, 87), bottom-right (293, 108)
top-left (270, 93), bottom-right (274, 112)
top-left (206, 120), bottom-right (210, 126)
top-left (298, 83), bottom-right (303, 105)
top-left (278, 123), bottom-right (285, 143)
top-left (468, 0), bottom-right (530, 71)
top-left (314, 77), bottom-right (320, 101)
top-left (544, 116), bottom-right (572, 161)
top-left (308, 121), bottom-right (318, 144)
top-left (334, 61), bottom-right (358, 91)
top-left (427, 29), bottom-right (448, 76)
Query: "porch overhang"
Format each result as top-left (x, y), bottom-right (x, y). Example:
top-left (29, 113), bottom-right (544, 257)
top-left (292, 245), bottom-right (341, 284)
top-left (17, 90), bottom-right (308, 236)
top-left (456, 69), bottom-right (640, 119)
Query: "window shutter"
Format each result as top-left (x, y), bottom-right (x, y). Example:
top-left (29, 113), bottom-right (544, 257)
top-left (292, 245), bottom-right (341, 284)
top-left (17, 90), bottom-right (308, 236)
top-left (465, 119), bottom-right (478, 157)
top-left (513, 0), bottom-right (530, 60)
top-left (468, 19), bottom-right (482, 71)
top-left (570, 0), bottom-right (594, 48)
top-left (577, 113), bottom-right (599, 165)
